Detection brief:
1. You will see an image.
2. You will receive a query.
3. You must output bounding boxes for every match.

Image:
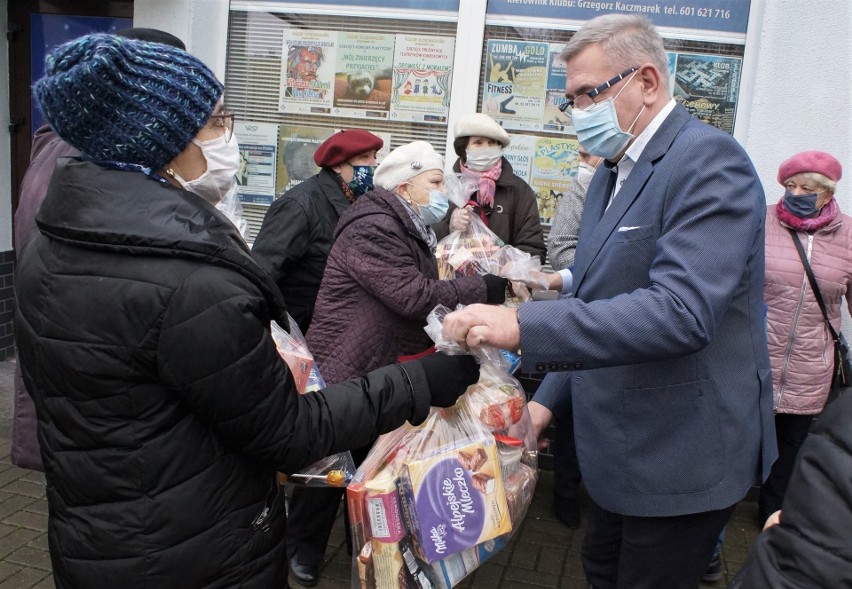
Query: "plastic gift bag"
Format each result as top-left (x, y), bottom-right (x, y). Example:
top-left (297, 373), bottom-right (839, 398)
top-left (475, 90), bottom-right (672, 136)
top-left (435, 175), bottom-right (550, 298)
top-left (347, 307), bottom-right (538, 588)
top-left (270, 317), bottom-right (356, 487)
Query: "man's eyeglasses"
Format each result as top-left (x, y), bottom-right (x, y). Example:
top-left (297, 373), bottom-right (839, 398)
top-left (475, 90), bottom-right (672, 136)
top-left (559, 66), bottom-right (639, 113)
top-left (209, 111), bottom-right (235, 143)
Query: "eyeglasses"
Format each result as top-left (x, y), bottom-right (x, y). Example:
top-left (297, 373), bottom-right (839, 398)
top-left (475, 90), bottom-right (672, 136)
top-left (559, 66), bottom-right (639, 113)
top-left (208, 111), bottom-right (235, 143)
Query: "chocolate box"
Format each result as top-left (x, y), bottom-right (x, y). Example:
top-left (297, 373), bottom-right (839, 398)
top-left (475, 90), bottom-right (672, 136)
top-left (396, 439), bottom-right (511, 563)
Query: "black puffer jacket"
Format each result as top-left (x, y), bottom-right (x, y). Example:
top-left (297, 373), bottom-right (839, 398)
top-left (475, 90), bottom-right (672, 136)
top-left (251, 168), bottom-right (350, 334)
top-left (728, 390), bottom-right (852, 588)
top-left (14, 160), bottom-right (433, 589)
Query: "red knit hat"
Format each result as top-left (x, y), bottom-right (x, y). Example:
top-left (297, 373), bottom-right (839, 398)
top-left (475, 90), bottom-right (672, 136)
top-left (777, 150), bottom-right (842, 185)
top-left (313, 129), bottom-right (383, 168)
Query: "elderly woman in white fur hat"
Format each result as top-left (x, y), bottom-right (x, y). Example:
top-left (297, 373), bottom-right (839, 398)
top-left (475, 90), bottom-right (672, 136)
top-left (433, 113), bottom-right (546, 262)
top-left (292, 141), bottom-right (510, 582)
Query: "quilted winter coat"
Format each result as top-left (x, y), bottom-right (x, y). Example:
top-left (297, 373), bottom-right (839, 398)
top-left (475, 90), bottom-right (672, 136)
top-left (765, 203), bottom-right (852, 414)
top-left (433, 157), bottom-right (546, 262)
top-left (307, 187), bottom-right (488, 384)
top-left (14, 160), bottom-right (436, 589)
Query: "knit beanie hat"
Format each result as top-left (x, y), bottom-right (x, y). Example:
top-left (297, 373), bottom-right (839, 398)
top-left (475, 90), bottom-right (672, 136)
top-left (374, 141), bottom-right (444, 191)
top-left (454, 113), bottom-right (510, 147)
top-left (777, 150), bottom-right (842, 185)
top-left (34, 33), bottom-right (223, 170)
top-left (313, 129), bottom-right (384, 168)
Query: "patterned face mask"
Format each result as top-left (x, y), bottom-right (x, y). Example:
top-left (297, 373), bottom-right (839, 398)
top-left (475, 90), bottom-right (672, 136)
top-left (346, 164), bottom-right (376, 197)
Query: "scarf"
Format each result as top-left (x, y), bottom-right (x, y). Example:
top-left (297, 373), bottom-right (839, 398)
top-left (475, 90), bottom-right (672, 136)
top-left (460, 159), bottom-right (502, 224)
top-left (396, 195), bottom-right (437, 254)
top-left (777, 195), bottom-right (839, 232)
top-left (337, 173), bottom-right (357, 203)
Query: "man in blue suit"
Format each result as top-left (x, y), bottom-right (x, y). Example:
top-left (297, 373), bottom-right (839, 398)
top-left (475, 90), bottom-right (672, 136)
top-left (445, 14), bottom-right (776, 589)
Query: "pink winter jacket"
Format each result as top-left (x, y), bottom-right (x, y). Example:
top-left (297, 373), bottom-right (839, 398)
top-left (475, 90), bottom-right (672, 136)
top-left (765, 204), bottom-right (852, 414)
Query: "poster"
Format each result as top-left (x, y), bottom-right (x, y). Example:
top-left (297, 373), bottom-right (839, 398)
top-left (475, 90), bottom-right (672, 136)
top-left (528, 137), bottom-right (580, 225)
top-left (502, 133), bottom-right (536, 184)
top-left (275, 125), bottom-right (334, 196)
top-left (274, 127), bottom-right (392, 197)
top-left (543, 42), bottom-right (572, 134)
top-left (673, 53), bottom-right (742, 135)
top-left (332, 32), bottom-right (396, 120)
top-left (389, 34), bottom-right (455, 124)
top-left (234, 122), bottom-right (279, 206)
top-left (279, 29), bottom-right (336, 115)
top-left (482, 40), bottom-right (549, 132)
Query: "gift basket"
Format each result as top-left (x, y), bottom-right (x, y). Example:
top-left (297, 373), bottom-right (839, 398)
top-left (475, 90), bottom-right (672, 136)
top-left (346, 307), bottom-right (538, 588)
top-left (270, 317), bottom-right (356, 487)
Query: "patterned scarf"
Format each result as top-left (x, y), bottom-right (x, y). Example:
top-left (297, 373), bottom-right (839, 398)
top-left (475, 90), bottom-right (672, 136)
top-left (337, 173), bottom-right (357, 203)
top-left (777, 195), bottom-right (839, 232)
top-left (460, 159), bottom-right (502, 223)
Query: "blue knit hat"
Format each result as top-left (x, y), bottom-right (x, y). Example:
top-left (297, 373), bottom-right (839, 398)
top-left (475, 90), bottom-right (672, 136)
top-left (34, 33), bottom-right (223, 170)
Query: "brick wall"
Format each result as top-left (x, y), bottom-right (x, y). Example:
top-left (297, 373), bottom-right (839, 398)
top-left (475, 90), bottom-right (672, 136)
top-left (0, 250), bottom-right (14, 360)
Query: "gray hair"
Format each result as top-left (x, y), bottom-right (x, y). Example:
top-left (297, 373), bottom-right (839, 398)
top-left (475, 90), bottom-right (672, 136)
top-left (561, 15), bottom-right (669, 93)
top-left (787, 171), bottom-right (838, 193)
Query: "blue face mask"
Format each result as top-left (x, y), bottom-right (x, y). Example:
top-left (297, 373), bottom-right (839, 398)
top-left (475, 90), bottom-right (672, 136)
top-left (419, 189), bottom-right (450, 225)
top-left (783, 189), bottom-right (821, 218)
top-left (570, 72), bottom-right (643, 159)
top-left (346, 165), bottom-right (376, 197)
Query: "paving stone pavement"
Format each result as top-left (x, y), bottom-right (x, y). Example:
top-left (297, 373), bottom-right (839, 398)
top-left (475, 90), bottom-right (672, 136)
top-left (0, 359), bottom-right (760, 588)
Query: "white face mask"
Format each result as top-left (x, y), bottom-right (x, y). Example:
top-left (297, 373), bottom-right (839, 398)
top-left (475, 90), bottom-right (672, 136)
top-left (172, 134), bottom-right (241, 205)
top-left (465, 146), bottom-right (503, 172)
top-left (576, 162), bottom-right (597, 191)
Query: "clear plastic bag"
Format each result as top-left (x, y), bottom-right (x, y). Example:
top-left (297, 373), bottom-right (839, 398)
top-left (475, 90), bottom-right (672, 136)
top-left (435, 179), bottom-right (550, 297)
top-left (348, 308), bottom-right (537, 588)
top-left (270, 317), bottom-right (356, 487)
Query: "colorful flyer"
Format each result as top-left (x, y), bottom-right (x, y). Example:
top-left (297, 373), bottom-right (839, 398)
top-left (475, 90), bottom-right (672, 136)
top-left (275, 125), bottom-right (334, 196)
top-left (332, 32), bottom-right (395, 121)
top-left (543, 42), bottom-right (572, 133)
top-left (529, 137), bottom-right (580, 225)
top-left (389, 33), bottom-right (455, 125)
top-left (234, 121), bottom-right (279, 206)
top-left (279, 29), bottom-right (336, 115)
top-left (672, 52), bottom-right (742, 135)
top-left (482, 39), bottom-right (548, 132)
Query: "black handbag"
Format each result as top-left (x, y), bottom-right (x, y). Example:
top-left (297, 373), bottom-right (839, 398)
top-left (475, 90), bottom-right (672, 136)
top-left (788, 228), bottom-right (852, 403)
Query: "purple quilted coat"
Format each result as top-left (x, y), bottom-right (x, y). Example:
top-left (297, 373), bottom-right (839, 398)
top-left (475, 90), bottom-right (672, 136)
top-left (765, 204), bottom-right (852, 414)
top-left (307, 187), bottom-right (488, 384)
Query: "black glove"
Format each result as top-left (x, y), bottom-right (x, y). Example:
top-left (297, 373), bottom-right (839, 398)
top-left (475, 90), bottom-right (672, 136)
top-left (483, 274), bottom-right (508, 304)
top-left (416, 352), bottom-right (480, 408)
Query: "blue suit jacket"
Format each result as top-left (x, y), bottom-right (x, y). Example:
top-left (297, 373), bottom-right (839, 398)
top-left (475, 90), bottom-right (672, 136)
top-left (522, 104), bottom-right (776, 517)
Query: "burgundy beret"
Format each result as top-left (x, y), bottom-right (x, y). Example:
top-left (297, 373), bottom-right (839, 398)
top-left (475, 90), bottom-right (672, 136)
top-left (313, 129), bottom-right (383, 168)
top-left (777, 150), bottom-right (842, 185)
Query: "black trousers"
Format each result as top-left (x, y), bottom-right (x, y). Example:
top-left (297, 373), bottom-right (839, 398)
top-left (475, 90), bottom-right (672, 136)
top-left (582, 498), bottom-right (735, 589)
top-left (286, 443), bottom-right (372, 567)
top-left (758, 412), bottom-right (815, 521)
top-left (553, 394), bottom-right (581, 500)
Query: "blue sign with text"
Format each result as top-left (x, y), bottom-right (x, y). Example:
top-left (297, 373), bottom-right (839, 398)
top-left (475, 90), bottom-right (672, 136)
top-left (486, 0), bottom-right (751, 35)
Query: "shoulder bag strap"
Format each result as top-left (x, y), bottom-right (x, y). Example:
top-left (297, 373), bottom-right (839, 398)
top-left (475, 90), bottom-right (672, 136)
top-left (788, 228), bottom-right (840, 342)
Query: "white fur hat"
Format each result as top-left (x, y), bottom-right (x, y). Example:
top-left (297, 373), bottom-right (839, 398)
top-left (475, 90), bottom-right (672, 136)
top-left (374, 141), bottom-right (444, 191)
top-left (453, 113), bottom-right (510, 147)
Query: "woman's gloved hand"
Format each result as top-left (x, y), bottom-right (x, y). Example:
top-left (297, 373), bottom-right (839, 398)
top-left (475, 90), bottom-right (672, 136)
top-left (482, 274), bottom-right (509, 304)
top-left (414, 352), bottom-right (479, 407)
top-left (449, 207), bottom-right (473, 232)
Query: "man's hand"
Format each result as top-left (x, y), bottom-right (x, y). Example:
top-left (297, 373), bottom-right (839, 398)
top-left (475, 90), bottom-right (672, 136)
top-left (444, 304), bottom-right (520, 351)
top-left (449, 207), bottom-right (473, 232)
top-left (527, 401), bottom-right (554, 450)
